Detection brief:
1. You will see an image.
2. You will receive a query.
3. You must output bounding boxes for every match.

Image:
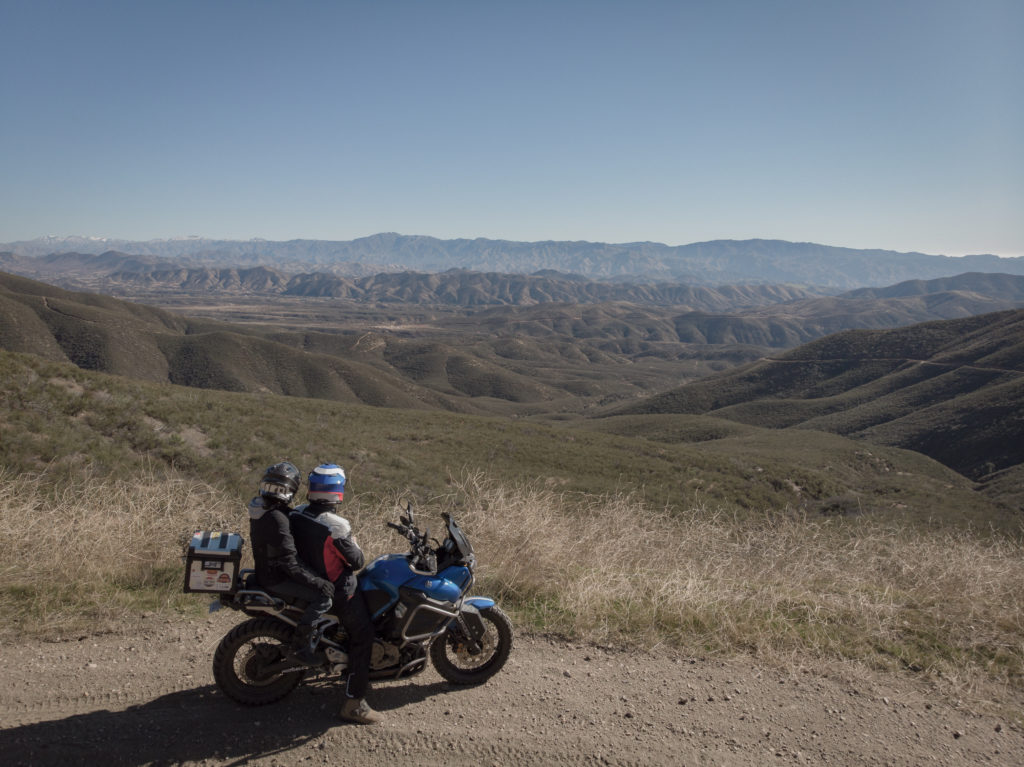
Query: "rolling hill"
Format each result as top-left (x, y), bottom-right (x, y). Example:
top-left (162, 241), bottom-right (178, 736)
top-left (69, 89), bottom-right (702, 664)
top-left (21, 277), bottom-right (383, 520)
top-left (4, 269), bottom-right (1023, 511)
top-left (5, 268), bottom-right (1024, 424)
top-left (0, 271), bottom-right (712, 414)
top-left (1, 345), bottom-right (1014, 529)
top-left (612, 309), bottom-right (1024, 485)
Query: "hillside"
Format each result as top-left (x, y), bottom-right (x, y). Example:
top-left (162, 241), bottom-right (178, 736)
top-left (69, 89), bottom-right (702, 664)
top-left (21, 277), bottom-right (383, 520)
top-left (844, 272), bottom-right (1024, 301)
top-left (4, 271), bottom-right (1024, 511)
top-left (612, 310), bottom-right (1024, 487)
top-left (2, 249), bottom-right (829, 307)
top-left (0, 272), bottom-right (468, 410)
top-left (139, 271), bottom-right (1024, 358)
top-left (5, 234), bottom-right (1024, 287)
top-left (669, 272), bottom-right (1024, 345)
top-left (6, 250), bottom-right (1024, 336)
top-left (1, 271), bottom-right (717, 414)
top-left (10, 265), bottom-right (1021, 426)
top-left (0, 346), bottom-right (1014, 529)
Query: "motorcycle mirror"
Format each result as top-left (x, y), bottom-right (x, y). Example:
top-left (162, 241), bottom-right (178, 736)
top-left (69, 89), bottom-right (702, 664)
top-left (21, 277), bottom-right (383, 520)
top-left (400, 500), bottom-right (414, 527)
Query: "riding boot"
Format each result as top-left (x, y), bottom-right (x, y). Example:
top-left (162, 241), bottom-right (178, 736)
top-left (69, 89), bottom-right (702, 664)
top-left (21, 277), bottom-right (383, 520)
top-left (339, 695), bottom-right (384, 725)
top-left (291, 624), bottom-right (320, 666)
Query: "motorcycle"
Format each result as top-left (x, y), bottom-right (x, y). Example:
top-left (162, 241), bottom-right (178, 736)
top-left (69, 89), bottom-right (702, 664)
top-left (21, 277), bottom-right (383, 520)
top-left (195, 505), bottom-right (513, 706)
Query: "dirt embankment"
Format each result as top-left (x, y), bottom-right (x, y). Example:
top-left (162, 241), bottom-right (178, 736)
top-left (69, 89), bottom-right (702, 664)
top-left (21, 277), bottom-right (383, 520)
top-left (0, 611), bottom-right (1021, 766)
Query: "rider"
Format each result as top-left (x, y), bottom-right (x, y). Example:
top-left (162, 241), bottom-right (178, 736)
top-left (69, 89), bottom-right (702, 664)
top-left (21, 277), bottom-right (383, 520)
top-left (247, 461), bottom-right (334, 666)
top-left (290, 463), bottom-right (382, 725)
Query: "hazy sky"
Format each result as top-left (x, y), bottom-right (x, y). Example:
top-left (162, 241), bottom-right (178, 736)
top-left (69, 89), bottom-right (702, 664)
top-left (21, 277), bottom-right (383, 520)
top-left (2, 0), bottom-right (1021, 256)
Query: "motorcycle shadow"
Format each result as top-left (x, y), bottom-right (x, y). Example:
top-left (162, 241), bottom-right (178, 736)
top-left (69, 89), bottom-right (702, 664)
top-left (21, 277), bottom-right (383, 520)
top-left (308, 675), bottom-right (460, 712)
top-left (0, 679), bottom-right (458, 767)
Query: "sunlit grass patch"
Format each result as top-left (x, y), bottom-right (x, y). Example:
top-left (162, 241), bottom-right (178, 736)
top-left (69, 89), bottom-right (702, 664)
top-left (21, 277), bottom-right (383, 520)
top-left (2, 467), bottom-right (1022, 691)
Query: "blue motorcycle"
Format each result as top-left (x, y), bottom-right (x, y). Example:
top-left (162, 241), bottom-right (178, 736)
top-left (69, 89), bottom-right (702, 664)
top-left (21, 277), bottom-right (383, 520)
top-left (203, 505), bottom-right (513, 706)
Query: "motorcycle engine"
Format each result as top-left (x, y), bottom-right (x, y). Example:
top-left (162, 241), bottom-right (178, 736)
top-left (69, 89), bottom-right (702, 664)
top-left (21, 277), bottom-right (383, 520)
top-left (369, 640), bottom-right (400, 670)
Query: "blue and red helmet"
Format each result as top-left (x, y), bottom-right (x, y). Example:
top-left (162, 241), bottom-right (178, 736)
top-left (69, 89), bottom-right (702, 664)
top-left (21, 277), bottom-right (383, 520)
top-left (308, 463), bottom-right (346, 503)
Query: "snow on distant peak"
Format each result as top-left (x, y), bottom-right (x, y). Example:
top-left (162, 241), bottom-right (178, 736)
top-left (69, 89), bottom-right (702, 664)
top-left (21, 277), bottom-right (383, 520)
top-left (41, 234), bottom-right (110, 242)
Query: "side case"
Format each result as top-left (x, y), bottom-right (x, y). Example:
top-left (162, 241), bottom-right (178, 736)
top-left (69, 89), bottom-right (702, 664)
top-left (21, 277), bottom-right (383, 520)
top-left (184, 531), bottom-right (244, 594)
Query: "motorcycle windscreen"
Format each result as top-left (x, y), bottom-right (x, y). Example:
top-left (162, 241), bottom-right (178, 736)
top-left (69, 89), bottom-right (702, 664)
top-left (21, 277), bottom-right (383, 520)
top-left (446, 516), bottom-right (474, 559)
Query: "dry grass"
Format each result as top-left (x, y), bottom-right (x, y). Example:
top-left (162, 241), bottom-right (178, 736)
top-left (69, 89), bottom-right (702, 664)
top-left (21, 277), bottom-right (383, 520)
top-left (0, 468), bottom-right (239, 636)
top-left (389, 473), bottom-right (1024, 688)
top-left (3, 468), bottom-right (1022, 690)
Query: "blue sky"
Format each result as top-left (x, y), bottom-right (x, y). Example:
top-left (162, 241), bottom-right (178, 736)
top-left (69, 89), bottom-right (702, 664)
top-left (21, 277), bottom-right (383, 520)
top-left (2, 0), bottom-right (1021, 256)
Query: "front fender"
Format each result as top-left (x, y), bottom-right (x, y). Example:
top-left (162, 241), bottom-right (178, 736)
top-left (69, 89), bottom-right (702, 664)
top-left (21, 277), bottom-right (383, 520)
top-left (452, 599), bottom-right (495, 644)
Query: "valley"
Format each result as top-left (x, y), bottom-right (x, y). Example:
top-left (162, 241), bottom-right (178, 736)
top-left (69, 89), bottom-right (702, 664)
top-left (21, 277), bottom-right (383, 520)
top-left (2, 247), bottom-right (1024, 765)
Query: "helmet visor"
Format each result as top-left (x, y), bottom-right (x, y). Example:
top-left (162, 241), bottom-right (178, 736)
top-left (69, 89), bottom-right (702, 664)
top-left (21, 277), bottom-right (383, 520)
top-left (260, 481), bottom-right (294, 501)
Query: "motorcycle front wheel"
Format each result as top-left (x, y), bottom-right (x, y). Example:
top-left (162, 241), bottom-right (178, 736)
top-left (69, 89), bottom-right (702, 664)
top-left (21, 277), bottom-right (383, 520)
top-left (430, 605), bottom-right (513, 685)
top-left (212, 617), bottom-right (307, 705)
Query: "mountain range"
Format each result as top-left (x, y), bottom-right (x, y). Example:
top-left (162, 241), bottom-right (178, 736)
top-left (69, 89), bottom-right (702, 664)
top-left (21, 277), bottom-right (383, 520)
top-left (4, 249), bottom-right (1024, 325)
top-left (0, 250), bottom-right (827, 307)
top-left (4, 234), bottom-right (1023, 288)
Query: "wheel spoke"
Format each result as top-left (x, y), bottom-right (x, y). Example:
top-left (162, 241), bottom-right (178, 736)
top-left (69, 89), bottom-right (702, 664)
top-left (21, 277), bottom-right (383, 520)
top-left (213, 618), bottom-right (306, 705)
top-left (237, 641), bottom-right (286, 685)
top-left (429, 605), bottom-right (513, 685)
top-left (448, 623), bottom-right (499, 670)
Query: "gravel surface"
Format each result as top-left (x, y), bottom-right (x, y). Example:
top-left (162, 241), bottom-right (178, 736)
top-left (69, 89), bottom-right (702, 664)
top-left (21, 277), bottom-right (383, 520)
top-left (1, 611), bottom-right (1022, 766)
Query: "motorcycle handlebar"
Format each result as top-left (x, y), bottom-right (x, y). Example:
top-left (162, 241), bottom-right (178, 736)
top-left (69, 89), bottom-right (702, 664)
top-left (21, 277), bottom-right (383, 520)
top-left (386, 516), bottom-right (441, 573)
top-left (387, 520), bottom-right (423, 545)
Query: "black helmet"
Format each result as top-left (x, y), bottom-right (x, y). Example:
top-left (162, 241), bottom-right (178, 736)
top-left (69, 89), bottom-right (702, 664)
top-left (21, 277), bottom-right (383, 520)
top-left (259, 461), bottom-right (300, 504)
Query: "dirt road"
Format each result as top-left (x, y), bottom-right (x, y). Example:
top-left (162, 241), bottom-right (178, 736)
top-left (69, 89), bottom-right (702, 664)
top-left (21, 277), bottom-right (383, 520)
top-left (1, 611), bottom-right (1021, 766)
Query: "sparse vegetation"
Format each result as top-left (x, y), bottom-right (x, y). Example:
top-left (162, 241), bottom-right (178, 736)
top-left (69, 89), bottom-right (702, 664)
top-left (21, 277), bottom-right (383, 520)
top-left (3, 271), bottom-right (1024, 694)
top-left (443, 474), bottom-right (1024, 686)
top-left (2, 469), bottom-right (1022, 692)
top-left (0, 469), bottom-right (238, 635)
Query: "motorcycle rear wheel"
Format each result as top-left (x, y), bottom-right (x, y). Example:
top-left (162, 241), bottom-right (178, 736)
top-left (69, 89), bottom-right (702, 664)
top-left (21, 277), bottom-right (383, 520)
top-left (212, 617), bottom-right (306, 705)
top-left (430, 605), bottom-right (513, 685)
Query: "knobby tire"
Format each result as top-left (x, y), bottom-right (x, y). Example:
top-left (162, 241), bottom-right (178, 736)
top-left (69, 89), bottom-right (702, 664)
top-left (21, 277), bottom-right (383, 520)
top-left (212, 617), bottom-right (306, 705)
top-left (430, 605), bottom-right (513, 685)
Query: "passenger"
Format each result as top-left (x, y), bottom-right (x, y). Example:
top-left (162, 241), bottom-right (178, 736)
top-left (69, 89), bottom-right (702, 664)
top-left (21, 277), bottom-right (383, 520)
top-left (247, 461), bottom-right (334, 666)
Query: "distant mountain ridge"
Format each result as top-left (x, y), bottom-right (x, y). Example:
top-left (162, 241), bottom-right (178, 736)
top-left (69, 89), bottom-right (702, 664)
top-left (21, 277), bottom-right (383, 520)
top-left (0, 250), bottom-right (831, 307)
top-left (3, 234), bottom-right (1022, 289)
top-left (123, 264), bottom-right (827, 309)
top-left (5, 250), bottom-right (1024, 319)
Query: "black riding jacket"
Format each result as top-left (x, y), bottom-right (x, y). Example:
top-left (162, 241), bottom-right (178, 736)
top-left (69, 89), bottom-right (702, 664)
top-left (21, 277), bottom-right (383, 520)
top-left (247, 496), bottom-right (332, 595)
top-left (290, 502), bottom-right (365, 598)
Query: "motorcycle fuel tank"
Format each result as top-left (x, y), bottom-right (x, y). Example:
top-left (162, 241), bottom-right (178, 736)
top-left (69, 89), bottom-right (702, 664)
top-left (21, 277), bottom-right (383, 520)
top-left (360, 554), bottom-right (470, 603)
